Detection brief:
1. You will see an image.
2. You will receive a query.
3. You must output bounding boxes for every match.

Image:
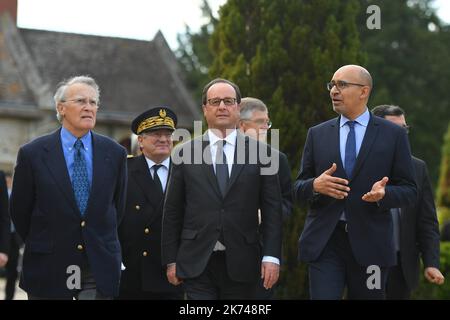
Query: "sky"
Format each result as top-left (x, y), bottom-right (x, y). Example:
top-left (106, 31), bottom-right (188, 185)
top-left (16, 0), bottom-right (450, 51)
top-left (17, 0), bottom-right (227, 50)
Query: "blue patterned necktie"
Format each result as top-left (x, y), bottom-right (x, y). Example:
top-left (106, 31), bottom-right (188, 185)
top-left (345, 121), bottom-right (356, 178)
top-left (72, 139), bottom-right (90, 215)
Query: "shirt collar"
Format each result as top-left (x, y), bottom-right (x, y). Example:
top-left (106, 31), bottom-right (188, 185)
top-left (207, 128), bottom-right (237, 147)
top-left (145, 156), bottom-right (170, 170)
top-left (340, 108), bottom-right (370, 128)
top-left (61, 127), bottom-right (92, 150)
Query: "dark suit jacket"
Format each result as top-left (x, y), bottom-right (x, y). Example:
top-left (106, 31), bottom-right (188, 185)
top-left (119, 155), bottom-right (182, 295)
top-left (162, 132), bottom-right (283, 283)
top-left (10, 129), bottom-right (127, 298)
top-left (279, 151), bottom-right (293, 220)
top-left (0, 170), bottom-right (10, 254)
top-left (399, 156), bottom-right (440, 289)
top-left (295, 114), bottom-right (417, 267)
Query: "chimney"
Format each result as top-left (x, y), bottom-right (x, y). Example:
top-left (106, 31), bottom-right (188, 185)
top-left (0, 0), bottom-right (17, 23)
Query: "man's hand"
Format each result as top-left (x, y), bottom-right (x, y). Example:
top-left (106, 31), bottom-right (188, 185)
top-left (362, 177), bottom-right (389, 202)
top-left (313, 163), bottom-right (350, 199)
top-left (424, 267), bottom-right (445, 285)
top-left (166, 263), bottom-right (182, 286)
top-left (261, 262), bottom-right (280, 290)
top-left (0, 253), bottom-right (8, 268)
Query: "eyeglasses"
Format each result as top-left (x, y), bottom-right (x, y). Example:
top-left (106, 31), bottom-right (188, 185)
top-left (243, 119), bottom-right (272, 128)
top-left (142, 131), bottom-right (173, 139)
top-left (207, 97), bottom-right (237, 107)
top-left (61, 98), bottom-right (99, 107)
top-left (327, 80), bottom-right (367, 91)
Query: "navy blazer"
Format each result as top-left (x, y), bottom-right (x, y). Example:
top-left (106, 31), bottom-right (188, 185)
top-left (295, 114), bottom-right (417, 267)
top-left (10, 129), bottom-right (127, 298)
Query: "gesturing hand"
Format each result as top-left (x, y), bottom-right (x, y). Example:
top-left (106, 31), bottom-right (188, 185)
top-left (362, 177), bottom-right (389, 202)
top-left (313, 163), bottom-right (350, 199)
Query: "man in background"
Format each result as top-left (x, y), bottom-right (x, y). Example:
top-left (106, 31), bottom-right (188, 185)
top-left (372, 104), bottom-right (444, 299)
top-left (238, 97), bottom-right (293, 299)
top-left (118, 107), bottom-right (183, 299)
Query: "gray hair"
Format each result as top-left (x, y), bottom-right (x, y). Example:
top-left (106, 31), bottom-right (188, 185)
top-left (54, 75), bottom-right (100, 122)
top-left (239, 97), bottom-right (268, 120)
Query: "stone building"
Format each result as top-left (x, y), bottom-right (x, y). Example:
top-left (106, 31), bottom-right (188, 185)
top-left (0, 0), bottom-right (200, 172)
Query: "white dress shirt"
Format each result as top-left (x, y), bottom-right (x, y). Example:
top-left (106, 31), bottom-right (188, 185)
top-left (207, 129), bottom-right (279, 265)
top-left (145, 156), bottom-right (170, 192)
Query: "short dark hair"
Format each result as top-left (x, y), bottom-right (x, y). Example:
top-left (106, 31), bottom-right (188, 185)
top-left (371, 104), bottom-right (405, 118)
top-left (201, 78), bottom-right (241, 106)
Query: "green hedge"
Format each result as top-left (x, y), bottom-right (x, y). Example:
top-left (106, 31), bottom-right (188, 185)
top-left (412, 242), bottom-right (450, 299)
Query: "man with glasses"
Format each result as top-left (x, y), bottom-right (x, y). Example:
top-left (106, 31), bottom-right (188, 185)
top-left (372, 104), bottom-right (444, 299)
top-left (118, 107), bottom-right (184, 300)
top-left (238, 97), bottom-right (293, 299)
top-left (295, 65), bottom-right (417, 299)
top-left (162, 78), bottom-right (282, 299)
top-left (10, 76), bottom-right (128, 299)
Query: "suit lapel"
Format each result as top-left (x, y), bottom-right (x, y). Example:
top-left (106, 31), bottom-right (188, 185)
top-left (85, 132), bottom-right (110, 216)
top-left (132, 155), bottom-right (164, 209)
top-left (351, 114), bottom-right (379, 181)
top-left (201, 135), bottom-right (223, 200)
top-left (330, 118), bottom-right (347, 178)
top-left (43, 129), bottom-right (79, 216)
top-left (225, 132), bottom-right (245, 195)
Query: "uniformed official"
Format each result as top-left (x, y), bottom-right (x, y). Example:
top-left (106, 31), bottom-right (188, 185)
top-left (118, 107), bottom-right (184, 299)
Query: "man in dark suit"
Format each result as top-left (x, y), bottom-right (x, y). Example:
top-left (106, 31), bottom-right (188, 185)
top-left (295, 65), bottom-right (417, 299)
top-left (118, 107), bottom-right (183, 300)
top-left (238, 97), bottom-right (293, 221)
top-left (372, 104), bottom-right (444, 299)
top-left (10, 76), bottom-right (127, 299)
top-left (0, 170), bottom-right (10, 270)
top-left (238, 97), bottom-right (293, 299)
top-left (162, 78), bottom-right (283, 299)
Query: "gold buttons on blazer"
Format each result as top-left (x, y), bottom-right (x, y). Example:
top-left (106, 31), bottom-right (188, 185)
top-left (144, 228), bottom-right (150, 234)
top-left (135, 205), bottom-right (141, 210)
top-left (142, 251), bottom-right (148, 257)
top-left (77, 244), bottom-right (84, 251)
top-left (80, 221), bottom-right (86, 227)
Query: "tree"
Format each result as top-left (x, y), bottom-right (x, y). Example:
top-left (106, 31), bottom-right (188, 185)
top-left (209, 0), bottom-right (365, 298)
top-left (176, 0), bottom-right (218, 103)
top-left (357, 0), bottom-right (450, 185)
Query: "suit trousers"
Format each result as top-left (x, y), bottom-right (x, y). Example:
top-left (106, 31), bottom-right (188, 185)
top-left (386, 253), bottom-right (411, 300)
top-left (308, 222), bottom-right (389, 300)
top-left (5, 232), bottom-right (21, 300)
top-left (183, 251), bottom-right (256, 300)
top-left (28, 260), bottom-right (113, 300)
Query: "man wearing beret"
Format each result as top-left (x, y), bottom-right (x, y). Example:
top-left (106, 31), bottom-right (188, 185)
top-left (118, 107), bottom-right (184, 299)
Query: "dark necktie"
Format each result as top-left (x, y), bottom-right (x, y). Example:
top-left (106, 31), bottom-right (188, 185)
top-left (215, 140), bottom-right (229, 197)
top-left (152, 164), bottom-right (164, 194)
top-left (345, 121), bottom-right (356, 178)
top-left (72, 139), bottom-right (90, 216)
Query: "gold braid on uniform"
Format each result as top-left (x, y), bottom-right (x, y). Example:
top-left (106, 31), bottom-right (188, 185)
top-left (137, 116), bottom-right (175, 134)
